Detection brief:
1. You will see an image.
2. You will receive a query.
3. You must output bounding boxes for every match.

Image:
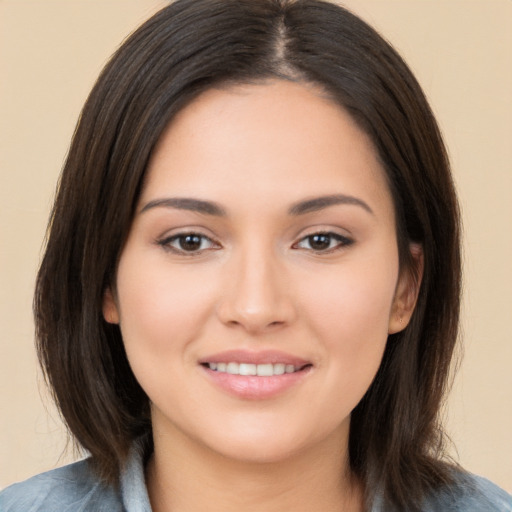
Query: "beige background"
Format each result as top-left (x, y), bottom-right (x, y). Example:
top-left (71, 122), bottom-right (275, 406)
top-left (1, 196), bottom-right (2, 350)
top-left (1, 0), bottom-right (511, 492)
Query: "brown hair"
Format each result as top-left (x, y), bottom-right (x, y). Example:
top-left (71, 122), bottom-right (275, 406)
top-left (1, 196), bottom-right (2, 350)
top-left (35, 0), bottom-right (461, 509)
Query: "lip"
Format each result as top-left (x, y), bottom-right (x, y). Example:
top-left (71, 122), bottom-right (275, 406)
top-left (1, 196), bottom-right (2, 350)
top-left (199, 350), bottom-right (313, 400)
top-left (198, 349), bottom-right (310, 366)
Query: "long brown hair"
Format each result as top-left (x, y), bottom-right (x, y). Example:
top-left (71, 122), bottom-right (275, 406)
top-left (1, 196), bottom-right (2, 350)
top-left (35, 1), bottom-right (461, 509)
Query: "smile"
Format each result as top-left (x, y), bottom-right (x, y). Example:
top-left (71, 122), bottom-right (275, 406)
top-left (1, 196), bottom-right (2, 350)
top-left (199, 351), bottom-right (313, 399)
top-left (204, 362), bottom-right (305, 376)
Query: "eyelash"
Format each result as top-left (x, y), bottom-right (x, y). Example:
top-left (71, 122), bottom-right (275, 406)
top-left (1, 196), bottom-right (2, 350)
top-left (292, 232), bottom-right (354, 253)
top-left (157, 232), bottom-right (220, 255)
top-left (157, 231), bottom-right (353, 255)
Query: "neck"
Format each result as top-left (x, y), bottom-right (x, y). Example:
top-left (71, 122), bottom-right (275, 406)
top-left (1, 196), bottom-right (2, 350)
top-left (146, 424), bottom-right (363, 512)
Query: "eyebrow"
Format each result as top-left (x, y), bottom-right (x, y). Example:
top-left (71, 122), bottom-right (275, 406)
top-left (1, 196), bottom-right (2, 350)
top-left (140, 197), bottom-right (227, 216)
top-left (288, 194), bottom-right (374, 216)
top-left (140, 193), bottom-right (373, 217)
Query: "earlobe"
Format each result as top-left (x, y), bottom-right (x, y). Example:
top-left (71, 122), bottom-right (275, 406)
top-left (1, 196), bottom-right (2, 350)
top-left (388, 243), bottom-right (423, 334)
top-left (103, 287), bottom-right (120, 324)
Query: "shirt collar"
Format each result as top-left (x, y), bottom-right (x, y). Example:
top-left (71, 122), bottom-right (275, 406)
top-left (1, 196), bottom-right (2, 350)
top-left (120, 437), bottom-right (153, 512)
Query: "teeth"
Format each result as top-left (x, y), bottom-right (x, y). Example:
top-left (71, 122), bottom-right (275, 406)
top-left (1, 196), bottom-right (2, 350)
top-left (226, 362), bottom-right (238, 374)
top-left (239, 363), bottom-right (256, 376)
top-left (257, 363), bottom-right (273, 376)
top-left (207, 362), bottom-right (301, 376)
top-left (274, 363), bottom-right (285, 375)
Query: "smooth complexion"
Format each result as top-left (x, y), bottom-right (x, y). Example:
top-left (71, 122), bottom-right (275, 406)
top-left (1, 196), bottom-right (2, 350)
top-left (104, 80), bottom-right (421, 512)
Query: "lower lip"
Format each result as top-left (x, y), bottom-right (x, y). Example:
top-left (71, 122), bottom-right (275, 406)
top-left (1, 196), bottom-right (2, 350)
top-left (201, 366), bottom-right (312, 400)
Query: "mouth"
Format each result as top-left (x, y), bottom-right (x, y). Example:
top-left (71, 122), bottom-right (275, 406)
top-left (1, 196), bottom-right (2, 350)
top-left (198, 350), bottom-right (313, 399)
top-left (201, 362), bottom-right (311, 376)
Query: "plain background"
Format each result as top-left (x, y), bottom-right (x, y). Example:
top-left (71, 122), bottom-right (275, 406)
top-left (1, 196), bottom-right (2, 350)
top-left (1, 0), bottom-right (511, 492)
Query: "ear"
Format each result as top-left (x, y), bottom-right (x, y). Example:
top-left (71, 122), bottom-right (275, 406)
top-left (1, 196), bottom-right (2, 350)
top-left (388, 243), bottom-right (423, 334)
top-left (102, 287), bottom-right (120, 324)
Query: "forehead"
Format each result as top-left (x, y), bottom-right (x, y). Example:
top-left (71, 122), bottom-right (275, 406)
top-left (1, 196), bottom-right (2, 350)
top-left (143, 80), bottom-right (392, 217)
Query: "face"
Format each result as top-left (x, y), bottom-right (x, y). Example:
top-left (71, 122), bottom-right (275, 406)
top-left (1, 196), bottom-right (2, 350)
top-left (104, 80), bottom-right (419, 465)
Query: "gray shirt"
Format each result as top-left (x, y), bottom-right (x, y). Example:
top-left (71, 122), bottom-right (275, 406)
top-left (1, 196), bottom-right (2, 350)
top-left (2, 441), bottom-right (511, 511)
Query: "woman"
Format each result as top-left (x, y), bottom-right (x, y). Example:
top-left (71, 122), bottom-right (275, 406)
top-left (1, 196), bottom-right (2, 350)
top-left (1, 0), bottom-right (511, 510)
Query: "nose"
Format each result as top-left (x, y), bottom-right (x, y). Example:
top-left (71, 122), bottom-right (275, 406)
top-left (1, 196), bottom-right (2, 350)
top-left (216, 245), bottom-right (296, 335)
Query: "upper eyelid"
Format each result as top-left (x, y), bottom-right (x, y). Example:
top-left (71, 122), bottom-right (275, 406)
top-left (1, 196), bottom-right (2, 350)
top-left (157, 226), bottom-right (219, 242)
top-left (162, 233), bottom-right (217, 243)
top-left (292, 230), bottom-right (355, 254)
top-left (294, 232), bottom-right (353, 245)
top-left (157, 231), bottom-right (221, 253)
top-left (294, 228), bottom-right (354, 242)
top-left (161, 231), bottom-right (214, 241)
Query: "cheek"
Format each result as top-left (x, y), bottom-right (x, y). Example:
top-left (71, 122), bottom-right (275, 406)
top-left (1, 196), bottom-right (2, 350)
top-left (298, 258), bottom-right (398, 390)
top-left (302, 257), bottom-right (397, 331)
top-left (115, 255), bottom-right (218, 360)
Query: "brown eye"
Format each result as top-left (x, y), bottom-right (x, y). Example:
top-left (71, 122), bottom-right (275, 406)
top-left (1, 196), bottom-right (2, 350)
top-left (308, 234), bottom-right (332, 250)
top-left (179, 234), bottom-right (203, 251)
top-left (158, 232), bottom-right (219, 254)
top-left (294, 232), bottom-right (353, 252)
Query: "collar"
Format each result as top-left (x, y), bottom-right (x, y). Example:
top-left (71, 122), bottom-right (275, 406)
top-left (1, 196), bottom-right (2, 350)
top-left (120, 437), bottom-right (153, 512)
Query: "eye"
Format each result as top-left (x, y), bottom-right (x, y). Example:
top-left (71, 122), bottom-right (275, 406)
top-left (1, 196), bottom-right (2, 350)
top-left (293, 232), bottom-right (353, 252)
top-left (158, 232), bottom-right (220, 254)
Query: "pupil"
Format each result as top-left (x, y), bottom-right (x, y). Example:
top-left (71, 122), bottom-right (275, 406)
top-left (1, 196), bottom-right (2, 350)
top-left (180, 235), bottom-right (201, 251)
top-left (309, 234), bottom-right (330, 250)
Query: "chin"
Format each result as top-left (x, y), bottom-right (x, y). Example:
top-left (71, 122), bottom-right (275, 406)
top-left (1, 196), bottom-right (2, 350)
top-left (209, 436), bottom-right (308, 465)
top-left (199, 416), bottom-right (346, 466)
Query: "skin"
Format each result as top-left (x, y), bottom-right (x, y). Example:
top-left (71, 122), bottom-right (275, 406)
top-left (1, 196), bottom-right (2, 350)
top-left (104, 80), bottom-right (421, 512)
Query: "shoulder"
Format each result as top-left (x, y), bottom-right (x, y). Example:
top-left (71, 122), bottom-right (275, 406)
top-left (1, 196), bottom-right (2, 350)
top-left (424, 471), bottom-right (512, 511)
top-left (0, 459), bottom-right (123, 512)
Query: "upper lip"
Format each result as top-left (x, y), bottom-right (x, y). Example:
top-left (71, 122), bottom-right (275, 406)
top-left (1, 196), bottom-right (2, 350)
top-left (198, 349), bottom-right (311, 367)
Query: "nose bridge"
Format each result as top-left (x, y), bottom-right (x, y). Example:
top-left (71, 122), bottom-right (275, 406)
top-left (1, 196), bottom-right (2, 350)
top-left (217, 237), bottom-right (294, 332)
